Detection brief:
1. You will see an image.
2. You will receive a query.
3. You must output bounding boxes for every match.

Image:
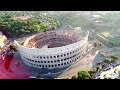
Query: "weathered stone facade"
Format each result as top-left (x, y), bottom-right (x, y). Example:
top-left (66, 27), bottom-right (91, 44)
top-left (15, 30), bottom-right (89, 69)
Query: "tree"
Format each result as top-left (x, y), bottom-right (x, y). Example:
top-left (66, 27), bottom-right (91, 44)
top-left (71, 75), bottom-right (77, 79)
top-left (0, 11), bottom-right (61, 37)
top-left (96, 66), bottom-right (101, 71)
top-left (88, 70), bottom-right (95, 77)
top-left (110, 54), bottom-right (118, 59)
top-left (9, 43), bottom-right (17, 51)
top-left (92, 68), bottom-right (97, 73)
top-left (77, 70), bottom-right (91, 79)
top-left (40, 23), bottom-right (49, 31)
top-left (33, 24), bottom-right (40, 32)
top-left (104, 58), bottom-right (112, 64)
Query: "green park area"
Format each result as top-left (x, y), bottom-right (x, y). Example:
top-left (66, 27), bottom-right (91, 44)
top-left (0, 11), bottom-right (61, 38)
top-left (99, 31), bottom-right (120, 46)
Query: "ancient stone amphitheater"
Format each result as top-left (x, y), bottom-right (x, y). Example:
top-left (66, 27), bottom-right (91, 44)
top-left (15, 30), bottom-right (89, 69)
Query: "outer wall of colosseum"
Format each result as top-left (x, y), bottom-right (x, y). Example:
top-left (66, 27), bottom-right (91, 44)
top-left (15, 30), bottom-right (89, 69)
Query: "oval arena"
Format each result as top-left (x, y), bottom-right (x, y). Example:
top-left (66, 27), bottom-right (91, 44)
top-left (14, 30), bottom-right (89, 69)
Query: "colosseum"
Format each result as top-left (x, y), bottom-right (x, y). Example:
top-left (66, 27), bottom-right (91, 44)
top-left (14, 30), bottom-right (89, 69)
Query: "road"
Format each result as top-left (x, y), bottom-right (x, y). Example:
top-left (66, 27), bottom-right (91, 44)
top-left (57, 44), bottom-right (99, 79)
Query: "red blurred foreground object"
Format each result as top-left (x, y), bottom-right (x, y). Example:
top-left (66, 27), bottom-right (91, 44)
top-left (0, 54), bottom-right (30, 79)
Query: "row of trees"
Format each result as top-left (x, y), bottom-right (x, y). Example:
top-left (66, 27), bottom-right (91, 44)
top-left (71, 65), bottom-right (102, 79)
top-left (71, 70), bottom-right (91, 79)
top-left (0, 11), bottom-right (61, 38)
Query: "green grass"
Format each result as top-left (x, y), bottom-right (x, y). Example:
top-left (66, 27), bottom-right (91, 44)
top-left (108, 36), bottom-right (120, 46)
top-left (100, 31), bottom-right (120, 46)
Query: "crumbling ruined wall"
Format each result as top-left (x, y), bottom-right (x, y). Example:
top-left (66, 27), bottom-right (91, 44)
top-left (23, 30), bottom-right (82, 48)
top-left (15, 30), bottom-right (89, 69)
